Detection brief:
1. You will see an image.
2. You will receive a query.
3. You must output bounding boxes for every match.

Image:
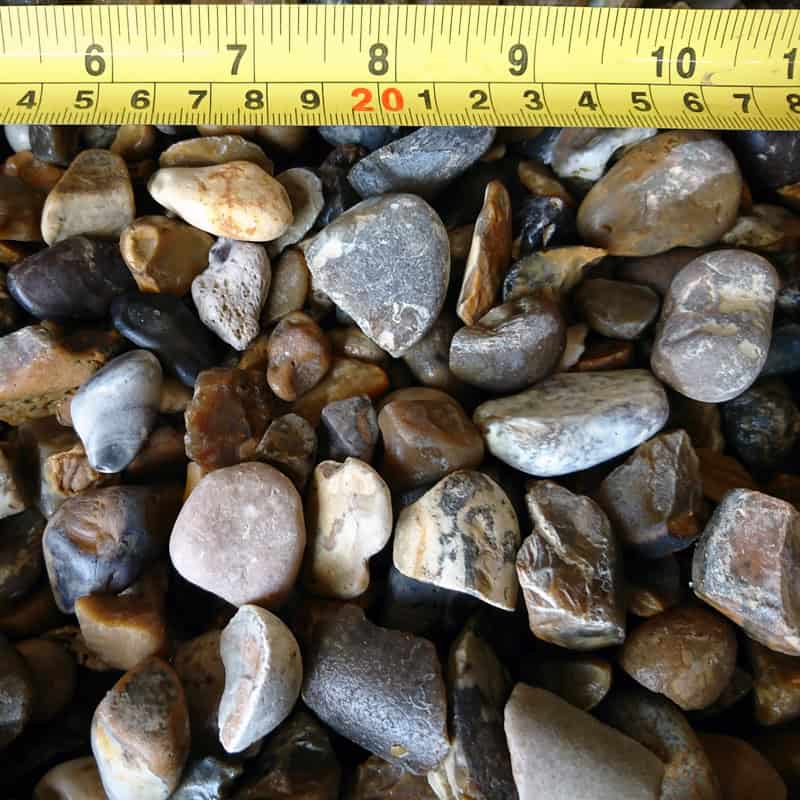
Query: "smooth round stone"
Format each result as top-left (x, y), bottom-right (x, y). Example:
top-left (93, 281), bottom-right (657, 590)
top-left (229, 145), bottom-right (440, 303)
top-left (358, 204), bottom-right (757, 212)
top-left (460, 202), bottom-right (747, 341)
top-left (302, 604), bottom-right (449, 774)
top-left (378, 387), bottom-right (484, 490)
top-left (7, 237), bottom-right (135, 321)
top-left (267, 311), bottom-right (332, 401)
top-left (762, 323), bottom-right (800, 377)
top-left (41, 149), bottom-right (135, 246)
top-left (519, 481), bottom-right (624, 650)
top-left (616, 247), bottom-right (703, 296)
top-left (0, 509), bottom-right (45, 604)
top-left (529, 656), bottom-right (612, 711)
top-left (5, 125), bottom-right (30, 153)
top-left (394, 470), bottom-right (520, 611)
top-left (652, 250), bottom-right (779, 403)
top-left (159, 135), bottom-right (272, 170)
top-left (43, 485), bottom-right (178, 613)
top-left (722, 380), bottom-right (800, 474)
top-left (729, 130), bottom-right (800, 189)
top-left (450, 295), bottom-right (565, 393)
top-left (33, 757), bottom-right (106, 800)
top-left (269, 168), bottom-right (324, 255)
top-left (261, 247), bottom-right (309, 325)
top-left (619, 606), bottom-right (737, 710)
top-left (92, 657), bottom-right (190, 800)
top-left (401, 312), bottom-right (463, 394)
top-left (550, 127), bottom-right (657, 181)
top-left (218, 605), bottom-right (302, 753)
top-left (192, 237), bottom-right (271, 351)
top-left (348, 126), bottom-right (495, 199)
top-left (577, 132), bottom-right (742, 256)
top-left (71, 350), bottom-right (162, 474)
top-left (318, 125), bottom-right (400, 151)
top-left (171, 757), bottom-right (243, 800)
top-left (749, 639), bottom-right (800, 726)
top-left (149, 161), bottom-right (293, 242)
top-left (16, 637), bottom-right (76, 723)
top-left (515, 195), bottom-right (577, 256)
top-left (504, 684), bottom-right (664, 800)
top-left (574, 278), bottom-right (660, 340)
top-left (170, 463), bottom-right (305, 609)
top-left (700, 734), bottom-right (787, 800)
top-left (0, 634), bottom-right (34, 749)
top-left (305, 194), bottom-right (449, 358)
top-left (111, 293), bottom-right (220, 386)
top-left (473, 370), bottom-right (669, 477)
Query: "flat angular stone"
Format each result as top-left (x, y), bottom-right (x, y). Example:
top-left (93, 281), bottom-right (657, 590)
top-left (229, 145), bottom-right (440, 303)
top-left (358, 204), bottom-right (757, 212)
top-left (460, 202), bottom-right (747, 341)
top-left (329, 326), bottom-right (388, 365)
top-left (348, 126), bottom-right (495, 199)
top-left (577, 132), bottom-right (741, 256)
top-left (320, 395), bottom-right (378, 463)
top-left (0, 634), bottom-right (34, 749)
top-left (159, 135), bottom-right (272, 170)
top-left (700, 734), bottom-right (787, 800)
top-left (256, 413), bottom-right (317, 491)
top-left (267, 312), bottom-right (331, 401)
top-left (749, 638), bottom-right (800, 726)
top-left (33, 757), bottom-right (106, 800)
top-left (218, 605), bottom-right (302, 753)
top-left (41, 150), bottom-right (135, 246)
top-left (171, 757), bottom-right (243, 800)
top-left (575, 278), bottom-right (660, 340)
top-left (304, 458), bottom-right (392, 600)
top-left (595, 430), bottom-right (703, 557)
top-left (91, 657), bottom-right (190, 800)
top-left (394, 470), bottom-right (520, 611)
top-left (149, 161), bottom-right (292, 242)
top-left (618, 606), bottom-right (737, 710)
top-left (269, 168), bottom-right (324, 255)
top-left (693, 489), bottom-right (800, 655)
top-left (71, 350), bottom-right (162, 474)
top-left (350, 756), bottom-right (437, 800)
top-left (111, 293), bottom-right (220, 386)
top-left (473, 370), bottom-right (669, 477)
top-left (651, 250), bottom-right (779, 402)
top-left (305, 194), bottom-right (449, 357)
top-left (192, 238), bottom-right (271, 351)
top-left (302, 605), bottom-right (448, 774)
top-left (450, 295), bottom-right (565, 393)
top-left (518, 481), bottom-right (624, 650)
top-left (8, 236), bottom-right (135, 320)
top-left (504, 684), bottom-right (664, 800)
top-left (170, 462), bottom-right (305, 608)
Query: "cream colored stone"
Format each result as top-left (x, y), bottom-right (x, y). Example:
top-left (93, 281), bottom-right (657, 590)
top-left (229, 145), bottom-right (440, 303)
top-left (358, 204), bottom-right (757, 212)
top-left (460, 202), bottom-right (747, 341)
top-left (34, 757), bottom-right (106, 800)
top-left (159, 135), bottom-right (273, 171)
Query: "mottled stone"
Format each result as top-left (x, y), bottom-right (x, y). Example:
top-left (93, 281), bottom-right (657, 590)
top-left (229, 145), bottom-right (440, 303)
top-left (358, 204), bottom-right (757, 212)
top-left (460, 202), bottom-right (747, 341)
top-left (91, 657), bottom-right (190, 800)
top-left (603, 687), bottom-right (721, 800)
top-left (320, 395), bottom-right (378, 463)
top-left (29, 126), bottom-right (80, 167)
top-left (0, 509), bottom-right (44, 604)
top-left (429, 626), bottom-right (517, 800)
top-left (575, 278), bottom-right (659, 340)
top-left (518, 481), bottom-right (624, 650)
top-left (626, 555), bottom-right (682, 618)
top-left (170, 463), bottom-right (305, 608)
top-left (261, 248), bottom-right (309, 325)
top-left (43, 484), bottom-right (179, 613)
top-left (269, 168), bottom-right (324, 256)
top-left (693, 489), bottom-right (800, 655)
top-left (474, 370), bottom-right (669, 477)
top-left (749, 638), bottom-right (800, 726)
top-left (71, 350), bottom-right (162, 473)
top-left (550, 127), bottom-right (657, 182)
top-left (160, 135), bottom-right (272, 170)
top-left (267, 312), bottom-right (331, 401)
top-left (348, 127), bottom-right (494, 199)
top-left (305, 194), bottom-right (449, 357)
top-left (192, 238), bottom-right (271, 352)
top-left (504, 684), bottom-right (664, 800)
top-left (256, 413), bottom-right (317, 491)
top-left (529, 656), bottom-right (612, 711)
top-left (456, 180), bottom-right (512, 325)
top-left (33, 757), bottom-right (106, 800)
top-left (41, 150), bottom-right (135, 245)
top-left (450, 295), bottom-right (565, 392)
top-left (700, 735), bottom-right (787, 800)
top-left (577, 132), bottom-right (741, 256)
top-left (111, 293), bottom-right (220, 386)
top-left (171, 757), bottom-right (243, 800)
top-left (304, 458), bottom-right (391, 600)
top-left (394, 471), bottom-right (519, 611)
top-left (149, 161), bottom-right (292, 242)
top-left (8, 236), bottom-right (135, 320)
top-left (120, 216), bottom-right (214, 296)
top-left (401, 313), bottom-right (463, 394)
top-left (619, 606), bottom-right (738, 710)
top-left (0, 634), bottom-right (33, 748)
top-left (350, 756), bottom-right (437, 800)
top-left (616, 247), bottom-right (703, 296)
top-left (515, 196), bottom-right (577, 257)
top-left (651, 250), bottom-right (779, 402)
top-left (302, 604), bottom-right (448, 774)
top-left (16, 637), bottom-right (76, 722)
top-left (378, 387), bottom-right (484, 490)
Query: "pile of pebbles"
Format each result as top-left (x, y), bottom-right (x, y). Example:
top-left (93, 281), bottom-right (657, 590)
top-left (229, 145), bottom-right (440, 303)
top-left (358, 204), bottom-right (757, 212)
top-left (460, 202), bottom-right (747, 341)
top-left (1, 121), bottom-right (800, 800)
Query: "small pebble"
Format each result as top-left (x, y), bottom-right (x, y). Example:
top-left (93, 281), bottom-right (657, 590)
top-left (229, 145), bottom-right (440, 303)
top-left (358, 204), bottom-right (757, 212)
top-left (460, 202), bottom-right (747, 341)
top-left (304, 458), bottom-right (392, 600)
top-left (33, 757), bottom-right (106, 800)
top-left (111, 125), bottom-right (157, 162)
top-left (29, 126), bottom-right (80, 167)
top-left (550, 127), bottom-right (657, 182)
top-left (401, 312), bottom-right (464, 394)
top-left (0, 634), bottom-right (34, 748)
top-left (91, 657), bottom-right (190, 800)
top-left (700, 734), bottom-right (787, 800)
top-left (616, 247), bottom-right (703, 295)
top-left (320, 395), bottom-right (378, 463)
top-left (159, 135), bottom-right (272, 170)
top-left (730, 130), bottom-right (800, 189)
top-left (575, 278), bottom-right (660, 340)
top-left (350, 755), bottom-right (438, 800)
top-left (669, 392), bottom-right (726, 452)
top-left (748, 638), bottom-right (800, 726)
top-left (267, 311), bottom-right (332, 401)
top-left (149, 161), bottom-right (293, 242)
top-left (256, 413), bottom-right (317, 491)
top-left (16, 637), bottom-right (76, 723)
top-left (473, 370), bottom-right (669, 476)
top-left (319, 125), bottom-right (400, 151)
top-left (518, 481), bottom-right (624, 649)
top-left (329, 326), bottom-right (388, 365)
top-left (317, 142), bottom-right (366, 227)
top-left (529, 655), bottom-right (612, 711)
top-left (626, 555), bottom-right (683, 618)
top-left (0, 509), bottom-right (44, 604)
top-left (261, 247), bottom-right (309, 325)
top-left (171, 757), bottom-right (243, 800)
top-left (218, 604), bottom-right (302, 753)
top-left (515, 195), bottom-right (577, 256)
top-left (696, 448), bottom-right (757, 504)
top-left (0, 444), bottom-right (27, 521)
top-left (269, 168), bottom-right (325, 255)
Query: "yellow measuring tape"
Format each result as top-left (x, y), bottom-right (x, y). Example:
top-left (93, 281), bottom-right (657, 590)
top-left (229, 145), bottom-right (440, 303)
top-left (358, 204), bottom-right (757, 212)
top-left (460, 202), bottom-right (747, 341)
top-left (2, 4), bottom-right (800, 129)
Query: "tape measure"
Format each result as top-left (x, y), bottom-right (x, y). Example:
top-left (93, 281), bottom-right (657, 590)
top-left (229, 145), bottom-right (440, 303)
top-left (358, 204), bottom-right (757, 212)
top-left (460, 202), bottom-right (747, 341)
top-left (1, 4), bottom-right (800, 130)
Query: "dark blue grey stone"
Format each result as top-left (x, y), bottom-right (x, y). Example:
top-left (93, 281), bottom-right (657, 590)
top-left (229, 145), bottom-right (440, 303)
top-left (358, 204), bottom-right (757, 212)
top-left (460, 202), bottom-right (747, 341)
top-left (762, 324), bottom-right (800, 377)
top-left (318, 125), bottom-right (401, 151)
top-left (728, 130), bottom-right (800, 189)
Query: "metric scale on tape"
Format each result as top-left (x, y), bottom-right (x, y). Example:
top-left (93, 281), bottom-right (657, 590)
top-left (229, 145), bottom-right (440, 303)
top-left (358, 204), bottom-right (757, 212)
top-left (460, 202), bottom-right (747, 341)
top-left (1, 4), bottom-right (800, 129)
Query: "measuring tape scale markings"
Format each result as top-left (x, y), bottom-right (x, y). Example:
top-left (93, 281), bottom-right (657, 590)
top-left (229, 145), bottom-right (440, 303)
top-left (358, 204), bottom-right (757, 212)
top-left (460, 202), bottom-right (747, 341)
top-left (1, 4), bottom-right (799, 128)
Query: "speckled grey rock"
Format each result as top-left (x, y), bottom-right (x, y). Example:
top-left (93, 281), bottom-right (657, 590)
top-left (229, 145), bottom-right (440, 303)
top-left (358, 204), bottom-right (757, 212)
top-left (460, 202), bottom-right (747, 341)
top-left (304, 194), bottom-right (449, 357)
top-left (320, 395), bottom-right (378, 463)
top-left (473, 370), bottom-right (669, 477)
top-left (348, 126), bottom-right (495, 199)
top-left (319, 126), bottom-right (401, 151)
top-left (71, 350), bottom-right (162, 474)
top-left (651, 250), bottom-right (779, 403)
top-left (302, 604), bottom-right (448, 774)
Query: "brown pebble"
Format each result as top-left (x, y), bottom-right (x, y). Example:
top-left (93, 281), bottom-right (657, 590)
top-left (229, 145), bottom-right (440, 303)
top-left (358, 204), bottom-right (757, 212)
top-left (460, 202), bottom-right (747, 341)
top-left (329, 327), bottom-right (389, 365)
top-left (0, 175), bottom-right (45, 241)
top-left (530, 656), bottom-right (612, 711)
top-left (700, 734), bottom-right (787, 800)
top-left (261, 247), bottom-right (309, 326)
top-left (617, 247), bottom-right (705, 295)
top-left (696, 448), bottom-right (757, 503)
top-left (16, 637), bottom-right (76, 723)
top-left (669, 394), bottom-right (726, 452)
top-left (124, 425), bottom-right (187, 479)
top-left (575, 278), bottom-right (660, 340)
top-left (0, 580), bottom-right (64, 639)
top-left (256, 412), bottom-right (318, 491)
top-left (573, 337), bottom-right (634, 371)
top-left (350, 755), bottom-right (437, 800)
top-left (0, 634), bottom-right (34, 748)
top-left (748, 638), bottom-right (800, 726)
top-left (752, 731), bottom-right (800, 795)
top-left (626, 555), bottom-right (682, 618)
top-left (111, 125), bottom-right (157, 161)
top-left (33, 757), bottom-right (106, 800)
top-left (518, 160), bottom-right (575, 206)
top-left (3, 151), bottom-right (64, 192)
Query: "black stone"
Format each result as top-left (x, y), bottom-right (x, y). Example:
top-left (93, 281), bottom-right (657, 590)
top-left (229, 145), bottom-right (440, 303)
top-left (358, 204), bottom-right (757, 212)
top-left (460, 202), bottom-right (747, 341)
top-left (317, 144), bottom-right (366, 228)
top-left (762, 323), bottom-right (800, 377)
top-left (728, 130), bottom-right (800, 190)
top-left (0, 268), bottom-right (22, 334)
top-left (722, 379), bottom-right (800, 474)
top-left (8, 237), bottom-right (135, 321)
top-left (515, 195), bottom-right (576, 256)
top-left (0, 509), bottom-right (45, 606)
top-left (111, 292), bottom-right (222, 386)
top-left (507, 127), bottom-right (563, 163)
top-left (171, 757), bottom-right (243, 800)
top-left (28, 126), bottom-right (80, 167)
top-left (318, 125), bottom-right (401, 152)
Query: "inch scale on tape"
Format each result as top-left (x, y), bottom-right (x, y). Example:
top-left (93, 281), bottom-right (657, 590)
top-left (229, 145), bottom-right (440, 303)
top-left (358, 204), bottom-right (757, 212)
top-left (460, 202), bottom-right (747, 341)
top-left (0, 4), bottom-right (799, 129)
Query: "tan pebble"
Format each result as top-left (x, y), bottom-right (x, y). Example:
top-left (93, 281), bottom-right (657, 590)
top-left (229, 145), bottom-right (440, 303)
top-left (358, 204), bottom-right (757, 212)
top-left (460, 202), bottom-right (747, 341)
top-left (700, 734), bottom-right (787, 800)
top-left (3, 150), bottom-right (64, 192)
top-left (256, 125), bottom-right (308, 154)
top-left (556, 323), bottom-right (588, 371)
top-left (0, 175), bottom-right (45, 241)
top-left (329, 327), bottom-right (389, 365)
top-left (148, 161), bottom-right (293, 242)
top-left (111, 125), bottom-right (157, 161)
top-left (159, 134), bottom-right (273, 171)
top-left (41, 150), bottom-right (135, 245)
top-left (261, 247), bottom-right (309, 325)
top-left (33, 756), bottom-right (106, 800)
top-left (16, 637), bottom-right (76, 722)
top-left (626, 554), bottom-right (683, 618)
top-left (120, 215), bottom-right (214, 295)
top-left (748, 638), bottom-right (800, 726)
top-left (267, 311), bottom-right (332, 401)
top-left (517, 160), bottom-right (575, 206)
